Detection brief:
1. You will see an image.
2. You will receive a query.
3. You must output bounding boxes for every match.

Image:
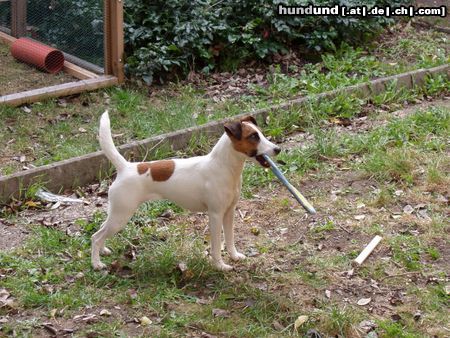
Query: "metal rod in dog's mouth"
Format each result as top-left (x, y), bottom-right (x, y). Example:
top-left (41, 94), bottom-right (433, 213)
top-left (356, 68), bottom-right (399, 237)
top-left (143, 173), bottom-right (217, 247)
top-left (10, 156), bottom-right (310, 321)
top-left (262, 154), bottom-right (317, 214)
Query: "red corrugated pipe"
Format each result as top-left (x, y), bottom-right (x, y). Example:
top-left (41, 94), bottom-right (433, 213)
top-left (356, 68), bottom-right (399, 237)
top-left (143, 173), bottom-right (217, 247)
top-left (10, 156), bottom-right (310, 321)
top-left (11, 38), bottom-right (65, 74)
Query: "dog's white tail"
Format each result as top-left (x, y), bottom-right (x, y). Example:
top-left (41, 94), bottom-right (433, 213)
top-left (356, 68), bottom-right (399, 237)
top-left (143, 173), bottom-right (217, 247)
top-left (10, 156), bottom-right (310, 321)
top-left (99, 111), bottom-right (127, 172)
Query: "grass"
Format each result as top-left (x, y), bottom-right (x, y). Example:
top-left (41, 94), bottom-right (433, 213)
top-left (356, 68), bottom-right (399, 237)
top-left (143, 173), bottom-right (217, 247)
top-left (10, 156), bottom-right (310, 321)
top-left (1, 100), bottom-right (449, 336)
top-left (1, 23), bottom-right (449, 337)
top-left (242, 94), bottom-right (449, 198)
top-left (0, 24), bottom-right (448, 175)
top-left (0, 224), bottom-right (300, 337)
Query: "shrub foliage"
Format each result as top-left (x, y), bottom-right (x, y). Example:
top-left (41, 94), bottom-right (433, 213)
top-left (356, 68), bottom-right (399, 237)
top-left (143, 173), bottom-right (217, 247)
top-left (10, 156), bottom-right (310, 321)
top-left (125, 0), bottom-right (410, 82)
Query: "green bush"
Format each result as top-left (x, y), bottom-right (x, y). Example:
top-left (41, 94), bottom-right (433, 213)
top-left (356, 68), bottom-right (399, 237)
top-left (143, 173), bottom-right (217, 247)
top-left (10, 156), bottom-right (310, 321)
top-left (125, 0), bottom-right (410, 83)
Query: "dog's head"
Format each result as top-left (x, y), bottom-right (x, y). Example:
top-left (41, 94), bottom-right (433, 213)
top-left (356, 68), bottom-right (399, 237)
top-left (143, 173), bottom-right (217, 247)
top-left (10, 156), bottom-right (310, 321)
top-left (224, 116), bottom-right (281, 168)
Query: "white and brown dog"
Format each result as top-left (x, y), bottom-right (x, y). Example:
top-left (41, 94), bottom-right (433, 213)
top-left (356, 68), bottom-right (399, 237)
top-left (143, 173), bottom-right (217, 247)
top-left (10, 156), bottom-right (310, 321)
top-left (91, 112), bottom-right (281, 271)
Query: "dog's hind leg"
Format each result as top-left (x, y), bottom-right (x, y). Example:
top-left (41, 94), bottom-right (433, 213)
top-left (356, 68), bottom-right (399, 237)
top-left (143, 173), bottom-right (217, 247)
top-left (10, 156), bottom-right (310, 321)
top-left (91, 195), bottom-right (140, 270)
top-left (223, 204), bottom-right (246, 261)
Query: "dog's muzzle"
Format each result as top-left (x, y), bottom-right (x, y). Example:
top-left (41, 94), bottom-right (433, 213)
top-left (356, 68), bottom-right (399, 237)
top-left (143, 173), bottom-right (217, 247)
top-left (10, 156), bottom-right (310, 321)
top-left (255, 155), bottom-right (271, 168)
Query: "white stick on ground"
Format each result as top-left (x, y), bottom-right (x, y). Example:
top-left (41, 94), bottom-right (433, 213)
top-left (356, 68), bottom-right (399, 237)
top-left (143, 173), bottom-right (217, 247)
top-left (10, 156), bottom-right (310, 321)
top-left (354, 235), bottom-right (382, 265)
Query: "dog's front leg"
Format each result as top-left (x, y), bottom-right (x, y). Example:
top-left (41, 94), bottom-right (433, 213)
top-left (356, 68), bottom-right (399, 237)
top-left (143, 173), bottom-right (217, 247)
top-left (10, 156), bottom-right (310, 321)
top-left (223, 205), bottom-right (246, 261)
top-left (209, 212), bottom-right (233, 271)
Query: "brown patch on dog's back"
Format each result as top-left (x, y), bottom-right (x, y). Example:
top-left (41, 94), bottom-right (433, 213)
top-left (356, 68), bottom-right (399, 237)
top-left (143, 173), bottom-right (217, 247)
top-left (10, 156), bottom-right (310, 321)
top-left (137, 162), bottom-right (152, 175)
top-left (151, 160), bottom-right (175, 181)
top-left (137, 160), bottom-right (175, 181)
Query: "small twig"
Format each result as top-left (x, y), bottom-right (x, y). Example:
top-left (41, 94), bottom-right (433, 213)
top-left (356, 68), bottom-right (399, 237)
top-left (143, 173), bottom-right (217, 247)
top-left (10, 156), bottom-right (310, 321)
top-left (318, 154), bottom-right (344, 162)
top-left (380, 271), bottom-right (421, 281)
top-left (42, 323), bottom-right (58, 335)
top-left (337, 223), bottom-right (351, 234)
top-left (354, 235), bottom-right (382, 265)
top-left (141, 138), bottom-right (165, 162)
top-left (280, 322), bottom-right (294, 333)
top-left (391, 260), bottom-right (403, 268)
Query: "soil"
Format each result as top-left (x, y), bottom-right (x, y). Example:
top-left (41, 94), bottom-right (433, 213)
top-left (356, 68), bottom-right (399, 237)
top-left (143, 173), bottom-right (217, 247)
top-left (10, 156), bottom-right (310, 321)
top-left (414, 0), bottom-right (449, 28)
top-left (1, 98), bottom-right (449, 336)
top-left (0, 43), bottom-right (76, 96)
top-left (149, 23), bottom-right (449, 105)
top-left (1, 98), bottom-right (448, 252)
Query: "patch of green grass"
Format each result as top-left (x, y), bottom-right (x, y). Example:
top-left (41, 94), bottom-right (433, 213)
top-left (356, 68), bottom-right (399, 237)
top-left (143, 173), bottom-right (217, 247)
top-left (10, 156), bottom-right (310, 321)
top-left (426, 159), bottom-right (448, 186)
top-left (379, 26), bottom-right (449, 70)
top-left (371, 80), bottom-right (416, 106)
top-left (347, 105), bottom-right (450, 155)
top-left (243, 103), bottom-right (449, 197)
top-left (413, 283), bottom-right (448, 313)
top-left (1, 25), bottom-right (448, 177)
top-left (429, 215), bottom-right (449, 234)
top-left (1, 212), bottom-right (308, 336)
top-left (423, 73), bottom-right (450, 96)
top-left (378, 320), bottom-right (421, 338)
top-left (294, 268), bottom-right (328, 288)
top-left (364, 223), bottom-right (385, 236)
top-left (425, 247), bottom-right (440, 260)
top-left (307, 253), bottom-right (351, 272)
top-left (311, 220), bottom-right (336, 234)
top-left (389, 235), bottom-right (424, 271)
top-left (370, 185), bottom-right (395, 208)
top-left (361, 148), bottom-right (417, 184)
top-left (318, 304), bottom-right (362, 337)
top-left (346, 105), bottom-right (449, 183)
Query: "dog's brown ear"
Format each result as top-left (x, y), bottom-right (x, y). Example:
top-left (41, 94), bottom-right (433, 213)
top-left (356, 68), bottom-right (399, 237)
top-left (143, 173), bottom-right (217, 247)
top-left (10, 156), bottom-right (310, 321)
top-left (224, 121), bottom-right (242, 140)
top-left (241, 116), bottom-right (257, 126)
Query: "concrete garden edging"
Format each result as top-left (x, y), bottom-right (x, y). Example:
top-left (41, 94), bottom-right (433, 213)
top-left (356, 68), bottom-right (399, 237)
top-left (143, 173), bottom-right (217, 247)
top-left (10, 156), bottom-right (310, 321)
top-left (0, 64), bottom-right (448, 203)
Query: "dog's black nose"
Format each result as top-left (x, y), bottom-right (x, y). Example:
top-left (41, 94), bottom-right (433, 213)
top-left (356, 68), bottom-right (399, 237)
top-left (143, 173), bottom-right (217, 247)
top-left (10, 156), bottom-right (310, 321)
top-left (274, 147), bottom-right (281, 155)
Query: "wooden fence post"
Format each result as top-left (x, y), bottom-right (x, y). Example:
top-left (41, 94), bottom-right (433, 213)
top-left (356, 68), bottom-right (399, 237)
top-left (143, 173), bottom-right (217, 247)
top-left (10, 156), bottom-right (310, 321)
top-left (104, 0), bottom-right (124, 83)
top-left (11, 0), bottom-right (27, 38)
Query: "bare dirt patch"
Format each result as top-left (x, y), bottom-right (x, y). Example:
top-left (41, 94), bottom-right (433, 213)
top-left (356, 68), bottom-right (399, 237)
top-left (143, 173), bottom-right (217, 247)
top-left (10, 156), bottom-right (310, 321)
top-left (414, 0), bottom-right (449, 28)
top-left (1, 99), bottom-right (448, 337)
top-left (0, 43), bottom-right (76, 96)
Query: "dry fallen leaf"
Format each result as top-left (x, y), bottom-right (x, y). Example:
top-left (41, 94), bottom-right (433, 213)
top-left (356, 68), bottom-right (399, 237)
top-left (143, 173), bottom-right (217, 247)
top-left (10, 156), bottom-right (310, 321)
top-left (42, 323), bottom-right (58, 335)
top-left (359, 319), bottom-right (377, 332)
top-left (357, 298), bottom-right (372, 306)
top-left (24, 200), bottom-right (39, 208)
top-left (394, 190), bottom-right (404, 196)
top-left (128, 288), bottom-right (138, 301)
top-left (49, 308), bottom-right (57, 318)
top-left (140, 316), bottom-right (152, 326)
top-left (294, 315), bottom-right (308, 331)
top-left (0, 289), bottom-right (10, 301)
top-left (177, 262), bottom-right (194, 280)
top-left (100, 309), bottom-right (111, 316)
top-left (21, 106), bottom-right (32, 113)
top-left (272, 320), bottom-right (284, 331)
top-left (212, 308), bottom-right (230, 318)
top-left (403, 205), bottom-right (414, 214)
top-left (250, 226), bottom-right (260, 236)
top-left (73, 313), bottom-right (97, 323)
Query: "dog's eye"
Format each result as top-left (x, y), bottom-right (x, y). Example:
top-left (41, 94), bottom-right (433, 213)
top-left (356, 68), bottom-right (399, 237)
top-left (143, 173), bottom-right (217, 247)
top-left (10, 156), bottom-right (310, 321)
top-left (248, 133), bottom-right (260, 141)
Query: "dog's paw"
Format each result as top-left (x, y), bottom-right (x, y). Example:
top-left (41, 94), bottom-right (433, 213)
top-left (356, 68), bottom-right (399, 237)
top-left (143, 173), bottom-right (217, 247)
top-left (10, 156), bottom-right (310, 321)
top-left (101, 247), bottom-right (112, 256)
top-left (92, 261), bottom-right (107, 271)
top-left (230, 252), bottom-right (246, 261)
top-left (214, 261), bottom-right (234, 272)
